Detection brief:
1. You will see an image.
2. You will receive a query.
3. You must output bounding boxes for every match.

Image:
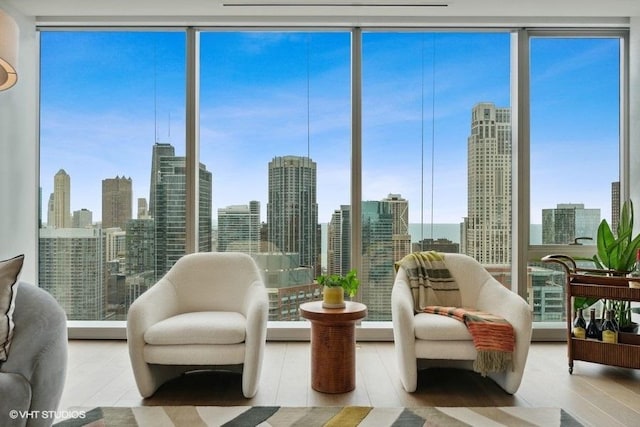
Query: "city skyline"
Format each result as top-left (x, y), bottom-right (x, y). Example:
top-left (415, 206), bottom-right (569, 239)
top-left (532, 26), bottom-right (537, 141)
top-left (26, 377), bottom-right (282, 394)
top-left (40, 153), bottom-right (608, 242)
top-left (39, 103), bottom-right (615, 322)
top-left (39, 31), bottom-right (620, 227)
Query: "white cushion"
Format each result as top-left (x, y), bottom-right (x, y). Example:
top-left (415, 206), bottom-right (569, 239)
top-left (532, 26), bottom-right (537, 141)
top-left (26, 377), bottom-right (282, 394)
top-left (143, 343), bottom-right (245, 365)
top-left (415, 340), bottom-right (477, 360)
top-left (144, 311), bottom-right (246, 345)
top-left (414, 312), bottom-right (473, 341)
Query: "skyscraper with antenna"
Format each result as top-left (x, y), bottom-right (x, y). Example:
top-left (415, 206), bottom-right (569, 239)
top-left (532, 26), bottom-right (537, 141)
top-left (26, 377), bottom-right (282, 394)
top-left (151, 142), bottom-right (212, 278)
top-left (148, 142), bottom-right (175, 217)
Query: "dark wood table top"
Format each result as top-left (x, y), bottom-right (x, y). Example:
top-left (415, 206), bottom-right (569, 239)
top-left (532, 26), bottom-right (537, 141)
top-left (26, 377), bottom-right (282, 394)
top-left (299, 301), bottom-right (367, 322)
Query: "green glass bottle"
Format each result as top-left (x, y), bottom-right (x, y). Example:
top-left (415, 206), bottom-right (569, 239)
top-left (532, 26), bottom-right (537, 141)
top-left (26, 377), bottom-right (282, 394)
top-left (572, 308), bottom-right (586, 339)
top-left (585, 308), bottom-right (601, 341)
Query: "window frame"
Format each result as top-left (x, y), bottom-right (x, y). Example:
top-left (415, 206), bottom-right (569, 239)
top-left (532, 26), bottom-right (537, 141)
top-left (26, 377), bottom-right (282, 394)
top-left (520, 29), bottom-right (629, 339)
top-left (36, 25), bottom-right (630, 341)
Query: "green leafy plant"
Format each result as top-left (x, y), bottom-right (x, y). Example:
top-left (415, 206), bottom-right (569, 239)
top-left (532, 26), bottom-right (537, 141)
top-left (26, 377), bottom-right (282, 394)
top-left (593, 200), bottom-right (640, 273)
top-left (316, 269), bottom-right (360, 298)
top-left (588, 199), bottom-right (640, 329)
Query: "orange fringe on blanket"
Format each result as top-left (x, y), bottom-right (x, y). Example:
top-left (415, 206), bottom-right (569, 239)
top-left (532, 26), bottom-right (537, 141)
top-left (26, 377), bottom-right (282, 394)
top-left (423, 306), bottom-right (514, 376)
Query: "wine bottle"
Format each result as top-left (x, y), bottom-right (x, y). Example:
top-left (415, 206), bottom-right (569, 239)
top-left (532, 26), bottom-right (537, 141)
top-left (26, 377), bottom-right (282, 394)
top-left (585, 308), bottom-right (601, 341)
top-left (602, 310), bottom-right (618, 344)
top-left (572, 308), bottom-right (586, 339)
top-left (608, 309), bottom-right (619, 333)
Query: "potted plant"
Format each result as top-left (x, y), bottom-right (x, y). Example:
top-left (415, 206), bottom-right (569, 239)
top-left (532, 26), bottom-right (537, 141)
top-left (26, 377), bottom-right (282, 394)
top-left (592, 200), bottom-right (640, 274)
top-left (316, 269), bottom-right (360, 308)
top-left (585, 199), bottom-right (640, 333)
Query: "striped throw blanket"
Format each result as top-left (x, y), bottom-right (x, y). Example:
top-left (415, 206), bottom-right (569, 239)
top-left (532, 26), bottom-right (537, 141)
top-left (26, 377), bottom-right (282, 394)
top-left (394, 251), bottom-right (461, 310)
top-left (422, 306), bottom-right (514, 376)
top-left (395, 251), bottom-right (514, 376)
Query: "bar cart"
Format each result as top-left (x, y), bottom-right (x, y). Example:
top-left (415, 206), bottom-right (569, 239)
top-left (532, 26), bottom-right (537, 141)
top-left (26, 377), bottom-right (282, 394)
top-left (541, 254), bottom-right (640, 373)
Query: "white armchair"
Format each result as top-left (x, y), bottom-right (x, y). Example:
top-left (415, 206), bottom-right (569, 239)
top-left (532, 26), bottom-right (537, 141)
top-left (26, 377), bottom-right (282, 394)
top-left (391, 253), bottom-right (532, 394)
top-left (127, 252), bottom-right (268, 398)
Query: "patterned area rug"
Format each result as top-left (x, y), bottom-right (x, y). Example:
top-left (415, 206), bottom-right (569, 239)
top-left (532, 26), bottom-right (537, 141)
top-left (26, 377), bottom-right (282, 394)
top-left (54, 406), bottom-right (584, 427)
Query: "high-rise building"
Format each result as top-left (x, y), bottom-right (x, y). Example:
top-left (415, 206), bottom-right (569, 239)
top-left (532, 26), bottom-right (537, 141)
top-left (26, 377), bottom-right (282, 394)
top-left (413, 238), bottom-right (459, 253)
top-left (252, 252), bottom-right (317, 321)
top-left (104, 227), bottom-right (126, 264)
top-left (327, 205), bottom-right (351, 276)
top-left (53, 169), bottom-right (71, 228)
top-left (361, 200), bottom-right (394, 320)
top-left (72, 208), bottom-right (93, 228)
top-left (382, 193), bottom-right (411, 263)
top-left (103, 227), bottom-right (127, 319)
top-left (137, 198), bottom-right (149, 219)
top-left (102, 176), bottom-right (132, 229)
top-left (153, 144), bottom-right (212, 277)
top-left (46, 193), bottom-right (54, 227)
top-left (465, 103), bottom-right (512, 264)
top-left (267, 155), bottom-right (320, 276)
top-left (542, 203), bottom-right (600, 244)
top-left (217, 201), bottom-right (260, 253)
top-left (38, 227), bottom-right (105, 320)
top-left (149, 142), bottom-right (175, 217)
top-left (126, 219), bottom-right (155, 276)
top-left (125, 217), bottom-right (156, 312)
top-left (612, 181), bottom-right (620, 232)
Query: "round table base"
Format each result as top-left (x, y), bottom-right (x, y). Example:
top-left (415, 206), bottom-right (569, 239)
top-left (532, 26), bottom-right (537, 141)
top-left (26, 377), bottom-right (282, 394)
top-left (310, 320), bottom-right (356, 393)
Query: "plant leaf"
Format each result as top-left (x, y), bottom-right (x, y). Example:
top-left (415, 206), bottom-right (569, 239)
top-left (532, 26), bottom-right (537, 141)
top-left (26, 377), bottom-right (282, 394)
top-left (618, 199), bottom-right (633, 237)
top-left (596, 219), bottom-right (617, 269)
top-left (574, 296), bottom-right (599, 310)
top-left (619, 232), bottom-right (640, 272)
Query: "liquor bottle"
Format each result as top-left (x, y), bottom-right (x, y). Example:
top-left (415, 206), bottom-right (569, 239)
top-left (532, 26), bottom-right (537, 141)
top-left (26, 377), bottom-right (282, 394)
top-left (608, 309), bottom-right (619, 333)
top-left (585, 308), bottom-right (601, 340)
top-left (601, 310), bottom-right (618, 344)
top-left (572, 308), bottom-right (586, 339)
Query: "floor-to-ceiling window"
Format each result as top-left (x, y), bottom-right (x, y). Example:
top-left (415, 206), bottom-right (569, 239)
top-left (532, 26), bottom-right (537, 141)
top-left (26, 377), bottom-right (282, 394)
top-left (361, 31), bottom-right (512, 320)
top-left (38, 27), bottom-right (628, 331)
top-left (39, 31), bottom-right (186, 320)
top-left (198, 31), bottom-right (351, 321)
top-left (527, 33), bottom-right (624, 325)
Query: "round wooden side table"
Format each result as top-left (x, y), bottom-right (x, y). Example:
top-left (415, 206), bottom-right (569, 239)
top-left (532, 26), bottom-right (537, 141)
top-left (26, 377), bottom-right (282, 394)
top-left (299, 300), bottom-right (367, 393)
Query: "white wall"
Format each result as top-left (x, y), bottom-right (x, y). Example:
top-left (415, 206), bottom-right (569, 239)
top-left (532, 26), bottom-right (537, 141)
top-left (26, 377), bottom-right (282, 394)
top-left (631, 17), bottom-right (640, 220)
top-left (0, 3), bottom-right (38, 283)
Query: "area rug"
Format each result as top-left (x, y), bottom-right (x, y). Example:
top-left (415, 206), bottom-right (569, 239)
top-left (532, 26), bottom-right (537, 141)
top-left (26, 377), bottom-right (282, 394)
top-left (53, 406), bottom-right (584, 427)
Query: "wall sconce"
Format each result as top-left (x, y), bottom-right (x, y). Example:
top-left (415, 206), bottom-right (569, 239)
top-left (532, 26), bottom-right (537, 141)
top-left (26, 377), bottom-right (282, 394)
top-left (0, 10), bottom-right (19, 91)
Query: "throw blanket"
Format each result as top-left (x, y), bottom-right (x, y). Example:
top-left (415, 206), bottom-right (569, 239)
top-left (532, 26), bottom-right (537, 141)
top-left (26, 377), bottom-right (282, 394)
top-left (394, 251), bottom-right (514, 376)
top-left (423, 306), bottom-right (514, 376)
top-left (394, 251), bottom-right (461, 311)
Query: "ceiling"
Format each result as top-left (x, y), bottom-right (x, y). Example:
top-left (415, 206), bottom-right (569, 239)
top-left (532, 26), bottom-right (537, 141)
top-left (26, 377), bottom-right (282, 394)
top-left (4, 0), bottom-right (640, 25)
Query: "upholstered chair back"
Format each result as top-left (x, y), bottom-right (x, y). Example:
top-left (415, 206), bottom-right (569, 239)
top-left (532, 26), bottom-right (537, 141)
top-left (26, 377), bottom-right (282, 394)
top-left (163, 252), bottom-right (263, 315)
top-left (439, 253), bottom-right (496, 309)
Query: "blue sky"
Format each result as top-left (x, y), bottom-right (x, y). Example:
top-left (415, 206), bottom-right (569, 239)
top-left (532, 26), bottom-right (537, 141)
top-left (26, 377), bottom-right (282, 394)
top-left (39, 31), bottom-right (620, 229)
